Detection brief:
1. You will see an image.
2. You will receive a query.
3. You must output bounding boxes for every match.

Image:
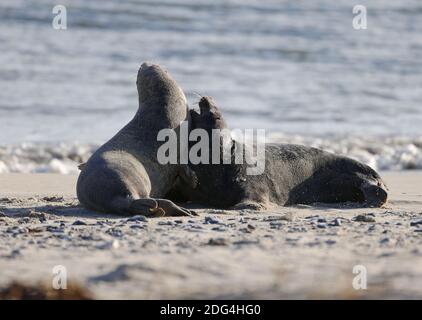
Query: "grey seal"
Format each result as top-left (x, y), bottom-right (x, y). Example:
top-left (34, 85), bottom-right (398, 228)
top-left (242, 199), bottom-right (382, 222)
top-left (174, 96), bottom-right (388, 209)
top-left (77, 63), bottom-right (195, 217)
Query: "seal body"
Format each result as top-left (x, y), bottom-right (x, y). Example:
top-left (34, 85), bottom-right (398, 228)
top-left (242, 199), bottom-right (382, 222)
top-left (77, 63), bottom-right (194, 216)
top-left (177, 97), bottom-right (388, 209)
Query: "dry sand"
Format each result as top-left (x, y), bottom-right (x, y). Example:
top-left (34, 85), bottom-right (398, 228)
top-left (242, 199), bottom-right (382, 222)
top-left (0, 172), bottom-right (421, 299)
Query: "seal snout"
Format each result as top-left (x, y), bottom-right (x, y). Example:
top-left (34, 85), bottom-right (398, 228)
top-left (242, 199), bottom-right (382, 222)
top-left (360, 179), bottom-right (388, 207)
top-left (140, 62), bottom-right (156, 70)
top-left (137, 62), bottom-right (165, 82)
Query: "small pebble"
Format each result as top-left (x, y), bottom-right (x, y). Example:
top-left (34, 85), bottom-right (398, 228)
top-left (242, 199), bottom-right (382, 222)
top-left (354, 215), bottom-right (376, 223)
top-left (207, 238), bottom-right (228, 246)
top-left (288, 227), bottom-right (307, 233)
top-left (42, 196), bottom-right (64, 202)
top-left (7, 227), bottom-right (29, 235)
top-left (46, 226), bottom-right (64, 233)
top-left (9, 249), bottom-right (21, 258)
top-left (368, 225), bottom-right (378, 232)
top-left (380, 238), bottom-right (390, 244)
top-left (127, 215), bottom-right (147, 222)
top-left (379, 252), bottom-right (395, 258)
top-left (188, 224), bottom-right (203, 229)
top-left (106, 228), bottom-right (123, 237)
top-left (204, 216), bottom-right (221, 224)
top-left (264, 215), bottom-right (291, 222)
top-left (410, 220), bottom-right (422, 227)
top-left (305, 215), bottom-right (319, 220)
top-left (329, 218), bottom-right (342, 227)
top-left (158, 221), bottom-right (173, 226)
top-left (269, 222), bottom-right (283, 229)
top-left (111, 239), bottom-right (120, 249)
top-left (233, 239), bottom-right (259, 246)
top-left (96, 239), bottom-right (120, 250)
top-left (72, 220), bottom-right (87, 226)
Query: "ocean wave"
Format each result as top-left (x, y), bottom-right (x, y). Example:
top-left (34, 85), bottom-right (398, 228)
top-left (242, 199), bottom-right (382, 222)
top-left (0, 142), bottom-right (96, 174)
top-left (268, 134), bottom-right (422, 171)
top-left (1, 136), bottom-right (422, 174)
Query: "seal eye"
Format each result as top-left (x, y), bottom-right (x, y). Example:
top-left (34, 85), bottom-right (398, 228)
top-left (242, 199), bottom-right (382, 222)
top-left (354, 187), bottom-right (366, 203)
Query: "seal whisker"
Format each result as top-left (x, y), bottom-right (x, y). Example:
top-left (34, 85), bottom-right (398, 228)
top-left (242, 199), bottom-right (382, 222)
top-left (192, 91), bottom-right (203, 99)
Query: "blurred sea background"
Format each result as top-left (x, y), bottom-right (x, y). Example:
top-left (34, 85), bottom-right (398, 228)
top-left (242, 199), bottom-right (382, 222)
top-left (1, 0), bottom-right (422, 173)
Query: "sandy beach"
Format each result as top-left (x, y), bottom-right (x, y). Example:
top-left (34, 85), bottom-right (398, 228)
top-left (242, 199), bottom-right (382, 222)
top-left (0, 171), bottom-right (421, 299)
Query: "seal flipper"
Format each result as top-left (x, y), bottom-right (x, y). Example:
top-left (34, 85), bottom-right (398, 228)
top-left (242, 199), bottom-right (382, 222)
top-left (231, 201), bottom-right (267, 211)
top-left (112, 197), bottom-right (195, 217)
top-left (128, 198), bottom-right (165, 217)
top-left (155, 199), bottom-right (197, 217)
top-left (130, 198), bottom-right (195, 217)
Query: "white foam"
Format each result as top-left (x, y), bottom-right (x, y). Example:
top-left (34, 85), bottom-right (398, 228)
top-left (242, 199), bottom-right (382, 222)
top-left (1, 136), bottom-right (422, 174)
top-left (267, 134), bottom-right (422, 171)
top-left (0, 142), bottom-right (97, 174)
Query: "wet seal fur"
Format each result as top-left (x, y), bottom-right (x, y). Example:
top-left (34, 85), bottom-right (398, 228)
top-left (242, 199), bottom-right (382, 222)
top-left (175, 96), bottom-right (388, 210)
top-left (77, 63), bottom-right (195, 217)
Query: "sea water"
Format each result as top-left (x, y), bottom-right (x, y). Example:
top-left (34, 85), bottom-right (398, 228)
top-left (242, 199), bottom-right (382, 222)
top-left (1, 0), bottom-right (421, 173)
